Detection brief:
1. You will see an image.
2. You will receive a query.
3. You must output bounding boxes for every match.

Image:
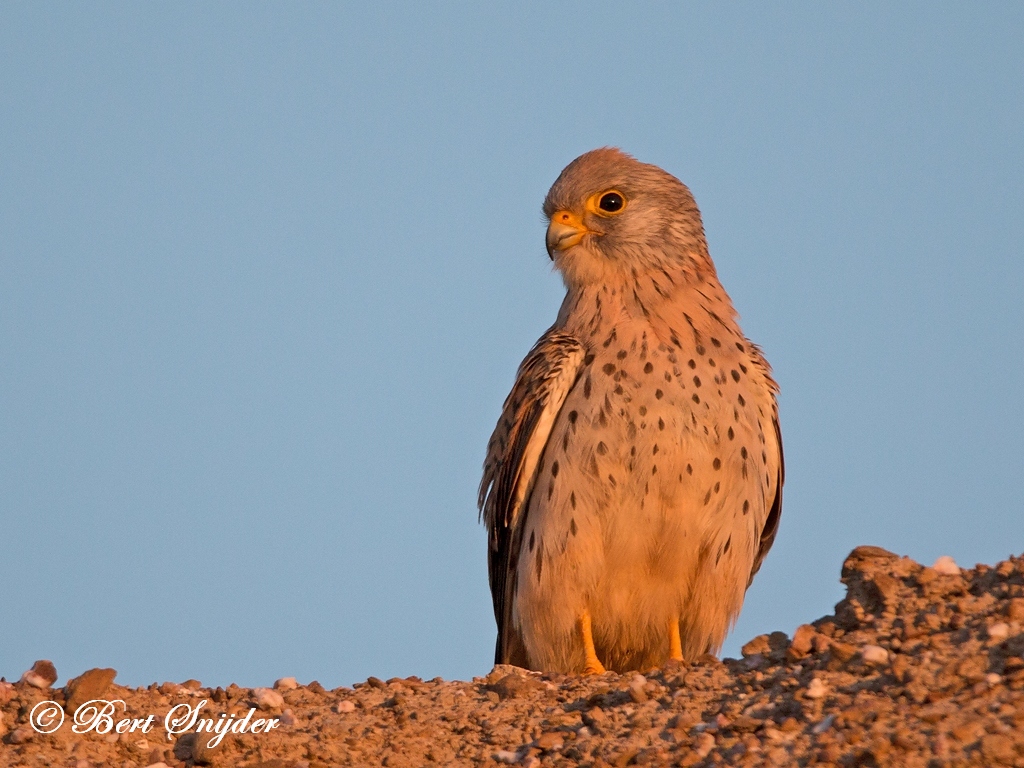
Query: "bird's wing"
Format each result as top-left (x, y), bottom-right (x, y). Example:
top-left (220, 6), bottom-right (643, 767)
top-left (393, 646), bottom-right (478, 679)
top-left (747, 345), bottom-right (784, 585)
top-left (479, 330), bottom-right (587, 666)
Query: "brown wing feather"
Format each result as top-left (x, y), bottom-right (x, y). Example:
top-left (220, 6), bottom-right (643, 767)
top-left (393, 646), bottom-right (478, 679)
top-left (746, 342), bottom-right (784, 585)
top-left (479, 330), bottom-right (586, 665)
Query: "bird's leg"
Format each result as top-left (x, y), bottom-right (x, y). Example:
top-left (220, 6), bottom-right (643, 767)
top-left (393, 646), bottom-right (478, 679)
top-left (578, 608), bottom-right (606, 675)
top-left (669, 617), bottom-right (685, 663)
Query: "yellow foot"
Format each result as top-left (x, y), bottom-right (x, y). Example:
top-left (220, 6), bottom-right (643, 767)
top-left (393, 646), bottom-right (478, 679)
top-left (578, 608), bottom-right (607, 675)
top-left (669, 617), bottom-right (685, 663)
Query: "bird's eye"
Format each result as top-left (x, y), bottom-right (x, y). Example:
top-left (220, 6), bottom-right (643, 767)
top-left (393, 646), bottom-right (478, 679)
top-left (598, 191), bottom-right (625, 213)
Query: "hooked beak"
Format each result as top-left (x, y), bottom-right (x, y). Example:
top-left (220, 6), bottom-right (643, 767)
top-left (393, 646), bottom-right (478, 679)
top-left (546, 210), bottom-right (592, 259)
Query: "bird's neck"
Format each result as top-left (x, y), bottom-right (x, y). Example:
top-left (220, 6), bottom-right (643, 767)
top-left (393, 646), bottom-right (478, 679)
top-left (557, 268), bottom-right (741, 351)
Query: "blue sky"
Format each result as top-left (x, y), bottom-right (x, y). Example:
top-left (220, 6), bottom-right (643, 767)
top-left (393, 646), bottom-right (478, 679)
top-left (2, 4), bottom-right (1022, 688)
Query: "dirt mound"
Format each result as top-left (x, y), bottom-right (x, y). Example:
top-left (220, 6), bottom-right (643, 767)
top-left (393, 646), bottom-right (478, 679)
top-left (2, 546), bottom-right (1023, 767)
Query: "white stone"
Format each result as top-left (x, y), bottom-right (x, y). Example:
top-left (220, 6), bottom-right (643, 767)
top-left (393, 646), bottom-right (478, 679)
top-left (333, 700), bottom-right (355, 713)
top-left (861, 644), bottom-right (889, 664)
top-left (493, 750), bottom-right (519, 764)
top-left (986, 673), bottom-right (1002, 685)
top-left (987, 622), bottom-right (1010, 641)
top-left (932, 555), bottom-right (960, 575)
top-left (805, 678), bottom-right (827, 699)
top-left (274, 676), bottom-right (298, 691)
top-left (253, 687), bottom-right (284, 710)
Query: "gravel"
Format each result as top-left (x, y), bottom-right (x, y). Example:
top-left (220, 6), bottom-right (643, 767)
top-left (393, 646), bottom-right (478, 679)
top-left (2, 545), bottom-right (1023, 767)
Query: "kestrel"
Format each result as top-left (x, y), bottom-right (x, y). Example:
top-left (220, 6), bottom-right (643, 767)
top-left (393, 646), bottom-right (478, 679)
top-left (479, 148), bottom-right (783, 674)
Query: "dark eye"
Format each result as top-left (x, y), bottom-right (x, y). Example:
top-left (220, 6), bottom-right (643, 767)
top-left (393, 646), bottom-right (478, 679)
top-left (598, 191), bottom-right (625, 212)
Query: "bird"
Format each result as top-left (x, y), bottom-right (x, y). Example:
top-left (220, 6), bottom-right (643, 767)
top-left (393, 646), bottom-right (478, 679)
top-left (478, 148), bottom-right (783, 674)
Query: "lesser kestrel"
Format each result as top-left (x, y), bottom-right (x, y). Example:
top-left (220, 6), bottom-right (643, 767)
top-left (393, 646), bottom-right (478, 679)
top-left (479, 148), bottom-right (783, 674)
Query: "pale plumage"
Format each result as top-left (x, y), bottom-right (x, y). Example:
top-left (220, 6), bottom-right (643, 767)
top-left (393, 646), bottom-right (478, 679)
top-left (480, 148), bottom-right (783, 674)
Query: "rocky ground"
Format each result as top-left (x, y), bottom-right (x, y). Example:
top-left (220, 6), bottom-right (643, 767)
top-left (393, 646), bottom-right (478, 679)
top-left (2, 546), bottom-right (1024, 767)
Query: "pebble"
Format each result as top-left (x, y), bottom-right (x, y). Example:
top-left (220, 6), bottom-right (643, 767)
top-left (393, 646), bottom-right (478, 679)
top-left (805, 678), bottom-right (827, 699)
top-left (811, 714), bottom-right (836, 734)
top-left (274, 676), bottom-right (298, 691)
top-left (254, 688), bottom-right (285, 711)
top-left (20, 660), bottom-right (58, 689)
top-left (932, 555), bottom-right (960, 575)
top-left (987, 622), bottom-right (1010, 642)
top-left (861, 644), bottom-right (889, 664)
top-left (693, 732), bottom-right (716, 758)
top-left (280, 708), bottom-right (297, 726)
top-left (333, 700), bottom-right (355, 713)
top-left (493, 750), bottom-right (519, 764)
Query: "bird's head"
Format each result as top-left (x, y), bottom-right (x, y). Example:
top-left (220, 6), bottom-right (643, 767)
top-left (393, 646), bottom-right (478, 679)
top-left (542, 148), bottom-right (715, 289)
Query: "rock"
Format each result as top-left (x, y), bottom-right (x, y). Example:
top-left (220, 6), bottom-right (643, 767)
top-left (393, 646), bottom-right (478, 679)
top-left (279, 708), bottom-right (296, 726)
top-left (64, 668), bottom-right (117, 712)
top-left (254, 687), bottom-right (285, 711)
top-left (861, 645), bottom-right (889, 665)
top-left (805, 678), bottom-right (827, 699)
top-left (987, 622), bottom-right (1010, 642)
top-left (693, 732), bottom-right (716, 758)
top-left (4, 726), bottom-right (34, 745)
top-left (536, 731), bottom-right (564, 750)
top-left (787, 625), bottom-right (817, 660)
top-left (741, 634), bottom-right (771, 657)
top-left (20, 660), bottom-right (57, 689)
top-left (0, 681), bottom-right (14, 705)
top-left (932, 555), bottom-right (960, 575)
top-left (333, 700), bottom-right (355, 713)
top-left (489, 673), bottom-right (541, 700)
top-left (274, 676), bottom-right (298, 691)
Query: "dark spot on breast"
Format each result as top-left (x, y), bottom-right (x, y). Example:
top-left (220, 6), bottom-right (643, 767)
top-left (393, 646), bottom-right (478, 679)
top-left (693, 376), bottom-right (701, 387)
top-left (762, 450), bottom-right (768, 463)
top-left (731, 370), bottom-right (741, 382)
top-left (570, 491), bottom-right (577, 509)
top-left (614, 385), bottom-right (623, 395)
top-left (696, 344), bottom-right (706, 355)
top-left (736, 342), bottom-right (746, 352)
top-left (739, 363), bottom-right (748, 374)
top-left (583, 377), bottom-right (592, 398)
top-left (686, 464), bottom-right (693, 475)
top-left (568, 410), bottom-right (578, 424)
top-left (602, 363), bottom-right (615, 375)
top-left (598, 410), bottom-right (608, 427)
top-left (687, 359), bottom-right (696, 369)
top-left (607, 474), bottom-right (617, 487)
top-left (627, 422), bottom-right (637, 439)
top-left (652, 444), bottom-right (659, 455)
top-left (737, 393), bottom-right (746, 406)
top-left (664, 371), bottom-right (671, 382)
top-left (658, 417), bottom-right (665, 430)
top-left (638, 405), bottom-right (647, 416)
top-left (617, 349), bottom-right (627, 360)
top-left (528, 531), bottom-right (535, 551)
top-left (547, 481), bottom-right (554, 499)
top-left (570, 518), bottom-right (578, 536)
top-left (711, 337), bottom-right (721, 348)
top-left (703, 489), bottom-right (711, 505)
top-left (644, 362), bottom-right (654, 374)
top-left (589, 456), bottom-right (599, 474)
top-left (651, 465), bottom-right (658, 475)
top-left (583, 353), bottom-right (595, 365)
top-left (743, 500), bottom-right (750, 515)
top-left (596, 441), bottom-right (608, 455)
top-left (551, 461), bottom-right (559, 477)
top-left (714, 482), bottom-right (720, 493)
top-left (535, 546), bottom-right (543, 580)
top-left (741, 447), bottom-right (748, 459)
top-left (727, 427), bottom-right (734, 440)
top-left (713, 458), bottom-right (721, 470)
top-left (692, 394), bottom-right (700, 404)
top-left (655, 389), bottom-right (664, 399)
